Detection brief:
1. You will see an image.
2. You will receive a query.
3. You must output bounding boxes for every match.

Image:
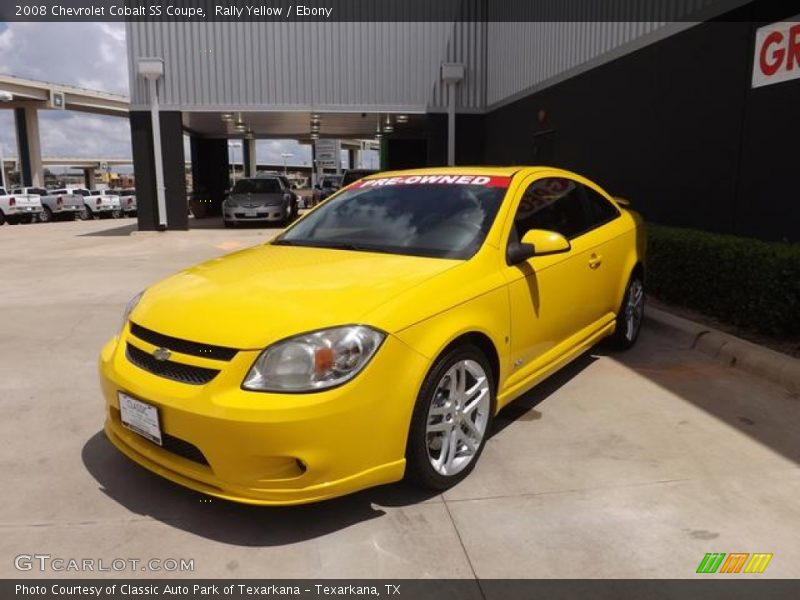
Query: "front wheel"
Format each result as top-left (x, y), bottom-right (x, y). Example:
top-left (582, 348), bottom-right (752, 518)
top-left (405, 344), bottom-right (495, 490)
top-left (609, 273), bottom-right (645, 350)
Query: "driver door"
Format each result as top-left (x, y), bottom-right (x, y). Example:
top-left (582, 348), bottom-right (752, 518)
top-left (500, 174), bottom-right (598, 393)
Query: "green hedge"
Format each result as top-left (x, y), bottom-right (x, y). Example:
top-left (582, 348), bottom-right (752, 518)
top-left (646, 224), bottom-right (800, 338)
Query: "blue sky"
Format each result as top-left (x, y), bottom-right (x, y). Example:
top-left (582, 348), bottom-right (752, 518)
top-left (0, 22), bottom-right (375, 169)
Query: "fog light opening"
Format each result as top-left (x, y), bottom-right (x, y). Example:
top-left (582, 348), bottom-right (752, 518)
top-left (295, 459), bottom-right (307, 474)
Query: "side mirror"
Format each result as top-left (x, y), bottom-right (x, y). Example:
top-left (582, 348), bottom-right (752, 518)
top-left (523, 229), bottom-right (571, 255)
top-left (507, 229), bottom-right (570, 265)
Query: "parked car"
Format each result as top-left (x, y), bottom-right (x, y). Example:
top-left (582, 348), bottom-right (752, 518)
top-left (12, 187), bottom-right (84, 222)
top-left (310, 174), bottom-right (343, 206)
top-left (118, 189), bottom-right (137, 217)
top-left (222, 174), bottom-right (298, 227)
top-left (72, 188), bottom-right (121, 220)
top-left (340, 168), bottom-right (379, 187)
top-left (0, 186), bottom-right (43, 225)
top-left (100, 166), bottom-right (646, 505)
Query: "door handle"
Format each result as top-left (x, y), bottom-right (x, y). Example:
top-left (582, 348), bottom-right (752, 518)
top-left (588, 253), bottom-right (603, 269)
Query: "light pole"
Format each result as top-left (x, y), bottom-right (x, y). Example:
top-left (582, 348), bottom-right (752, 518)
top-left (0, 141), bottom-right (6, 190)
top-left (136, 58), bottom-right (167, 230)
top-left (229, 141), bottom-right (242, 183)
top-left (0, 90), bottom-right (12, 189)
top-left (281, 152), bottom-right (293, 174)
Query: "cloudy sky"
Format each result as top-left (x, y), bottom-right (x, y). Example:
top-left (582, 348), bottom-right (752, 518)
top-left (0, 22), bottom-right (361, 169)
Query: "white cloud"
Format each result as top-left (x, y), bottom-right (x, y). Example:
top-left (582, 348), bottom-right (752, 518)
top-left (0, 23), bottom-right (377, 171)
top-left (0, 22), bottom-right (128, 94)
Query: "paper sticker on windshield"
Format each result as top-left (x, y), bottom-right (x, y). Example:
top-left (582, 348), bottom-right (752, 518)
top-left (355, 175), bottom-right (511, 189)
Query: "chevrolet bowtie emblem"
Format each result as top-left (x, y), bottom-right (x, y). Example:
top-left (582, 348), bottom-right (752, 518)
top-left (152, 347), bottom-right (172, 362)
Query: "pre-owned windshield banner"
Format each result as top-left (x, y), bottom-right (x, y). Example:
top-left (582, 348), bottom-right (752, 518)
top-left (354, 175), bottom-right (512, 188)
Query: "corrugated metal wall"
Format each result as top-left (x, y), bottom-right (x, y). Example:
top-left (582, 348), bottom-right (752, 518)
top-left (127, 21), bottom-right (487, 112)
top-left (127, 0), bottom-right (741, 113)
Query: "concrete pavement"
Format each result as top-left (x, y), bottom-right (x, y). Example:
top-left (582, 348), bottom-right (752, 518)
top-left (1, 219), bottom-right (798, 579)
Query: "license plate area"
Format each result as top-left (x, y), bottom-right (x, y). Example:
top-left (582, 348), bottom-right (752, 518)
top-left (118, 392), bottom-right (162, 446)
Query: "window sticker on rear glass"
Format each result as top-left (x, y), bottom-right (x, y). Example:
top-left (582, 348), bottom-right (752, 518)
top-left (355, 175), bottom-right (511, 188)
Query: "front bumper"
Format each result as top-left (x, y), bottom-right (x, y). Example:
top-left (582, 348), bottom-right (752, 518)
top-left (99, 325), bottom-right (429, 505)
top-left (223, 205), bottom-right (286, 223)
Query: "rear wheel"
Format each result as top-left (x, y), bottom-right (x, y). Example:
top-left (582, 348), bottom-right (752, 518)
top-left (609, 273), bottom-right (645, 350)
top-left (405, 344), bottom-right (495, 490)
top-left (79, 205), bottom-right (93, 220)
top-left (0, 210), bottom-right (5, 226)
top-left (39, 206), bottom-right (54, 223)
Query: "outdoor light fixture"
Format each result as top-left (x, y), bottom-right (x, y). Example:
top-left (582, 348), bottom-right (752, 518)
top-left (396, 114), bottom-right (408, 123)
top-left (310, 123), bottom-right (320, 132)
top-left (383, 124), bottom-right (394, 133)
top-left (310, 133), bottom-right (319, 140)
top-left (311, 113), bottom-right (320, 121)
top-left (220, 112), bottom-right (234, 121)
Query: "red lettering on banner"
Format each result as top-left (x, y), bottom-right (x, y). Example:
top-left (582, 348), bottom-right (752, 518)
top-left (788, 24), bottom-right (800, 70)
top-left (760, 30), bottom-right (785, 76)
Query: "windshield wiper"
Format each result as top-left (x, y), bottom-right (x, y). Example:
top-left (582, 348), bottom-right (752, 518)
top-left (273, 239), bottom-right (392, 254)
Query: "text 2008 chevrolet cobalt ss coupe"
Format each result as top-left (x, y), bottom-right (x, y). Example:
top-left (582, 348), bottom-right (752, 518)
top-left (99, 167), bottom-right (646, 505)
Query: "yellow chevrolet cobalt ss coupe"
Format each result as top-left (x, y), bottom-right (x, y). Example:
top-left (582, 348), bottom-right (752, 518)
top-left (99, 167), bottom-right (646, 505)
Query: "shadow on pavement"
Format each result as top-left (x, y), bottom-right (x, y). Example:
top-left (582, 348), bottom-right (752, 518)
top-left (81, 431), bottom-right (439, 546)
top-left (491, 350), bottom-right (598, 438)
top-left (610, 324), bottom-right (800, 465)
top-left (78, 221), bottom-right (139, 237)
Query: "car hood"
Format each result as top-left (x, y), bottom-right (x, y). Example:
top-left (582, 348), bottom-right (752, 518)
top-left (130, 244), bottom-right (462, 349)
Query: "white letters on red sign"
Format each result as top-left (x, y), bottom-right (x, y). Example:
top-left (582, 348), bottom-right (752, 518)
top-left (355, 175), bottom-right (510, 188)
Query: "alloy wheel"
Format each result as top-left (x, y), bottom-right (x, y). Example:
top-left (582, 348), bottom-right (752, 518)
top-left (625, 279), bottom-right (644, 341)
top-left (425, 359), bottom-right (491, 476)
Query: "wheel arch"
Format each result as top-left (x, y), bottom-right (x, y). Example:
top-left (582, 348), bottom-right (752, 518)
top-left (432, 331), bottom-right (501, 395)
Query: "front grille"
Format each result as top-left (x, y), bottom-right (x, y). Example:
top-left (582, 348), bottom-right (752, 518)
top-left (161, 433), bottom-right (209, 465)
top-left (130, 322), bottom-right (238, 361)
top-left (126, 343), bottom-right (219, 385)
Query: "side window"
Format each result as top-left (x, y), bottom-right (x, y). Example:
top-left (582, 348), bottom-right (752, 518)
top-left (582, 185), bottom-right (620, 229)
top-left (513, 177), bottom-right (587, 240)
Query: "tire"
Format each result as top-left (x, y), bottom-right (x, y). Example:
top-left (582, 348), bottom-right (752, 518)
top-left (111, 209), bottom-right (122, 219)
top-left (39, 206), bottom-right (54, 223)
top-left (609, 272), bottom-right (645, 350)
top-left (7, 216), bottom-right (20, 225)
top-left (79, 205), bottom-right (93, 221)
top-left (0, 210), bottom-right (5, 226)
top-left (405, 344), bottom-right (495, 490)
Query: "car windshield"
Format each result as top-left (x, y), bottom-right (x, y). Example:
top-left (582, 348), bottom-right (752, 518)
top-left (232, 178), bottom-right (281, 194)
top-left (275, 175), bottom-right (510, 259)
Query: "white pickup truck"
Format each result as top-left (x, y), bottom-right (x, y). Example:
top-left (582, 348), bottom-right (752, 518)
top-left (12, 187), bottom-right (84, 222)
top-left (0, 186), bottom-right (43, 225)
top-left (71, 188), bottom-right (122, 220)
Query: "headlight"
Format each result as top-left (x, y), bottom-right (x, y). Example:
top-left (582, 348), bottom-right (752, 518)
top-left (121, 291), bottom-right (144, 332)
top-left (243, 325), bottom-right (385, 392)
